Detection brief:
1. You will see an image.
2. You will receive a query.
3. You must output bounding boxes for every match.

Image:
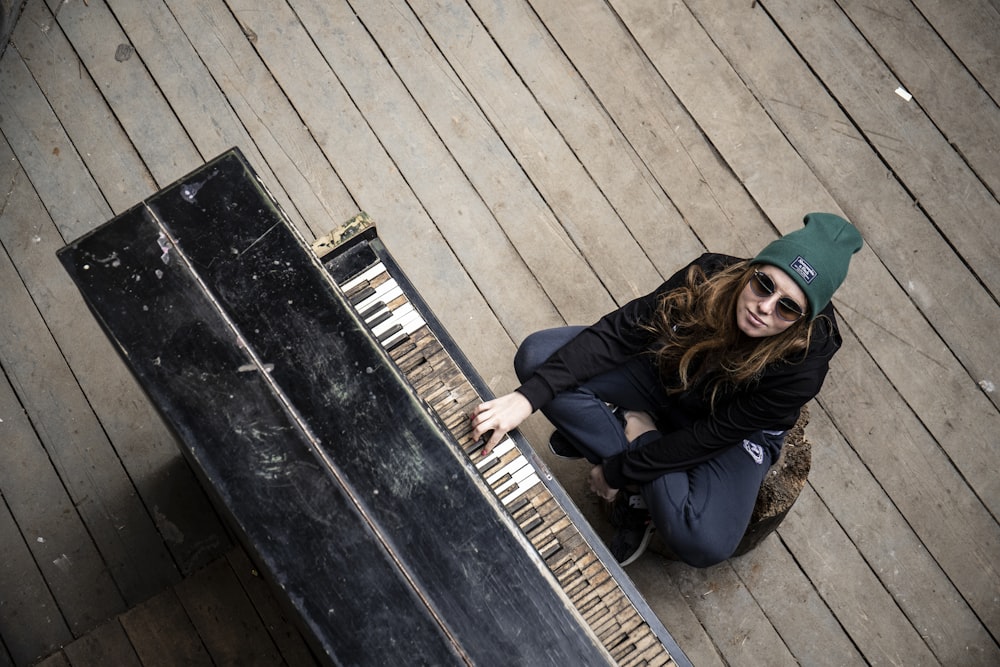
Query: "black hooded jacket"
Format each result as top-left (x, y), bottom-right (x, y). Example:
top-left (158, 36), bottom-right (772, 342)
top-left (515, 253), bottom-right (842, 488)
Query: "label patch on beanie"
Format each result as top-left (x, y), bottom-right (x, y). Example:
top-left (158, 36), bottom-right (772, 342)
top-left (790, 256), bottom-right (817, 284)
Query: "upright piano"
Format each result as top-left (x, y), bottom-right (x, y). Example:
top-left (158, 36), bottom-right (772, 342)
top-left (58, 149), bottom-right (690, 666)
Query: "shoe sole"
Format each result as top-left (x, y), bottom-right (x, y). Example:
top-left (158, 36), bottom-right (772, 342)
top-left (619, 523), bottom-right (654, 567)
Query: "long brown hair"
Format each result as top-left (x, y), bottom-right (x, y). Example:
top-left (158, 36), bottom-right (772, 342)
top-left (647, 261), bottom-right (817, 404)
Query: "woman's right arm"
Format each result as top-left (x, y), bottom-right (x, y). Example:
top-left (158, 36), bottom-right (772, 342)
top-left (515, 254), bottom-right (730, 409)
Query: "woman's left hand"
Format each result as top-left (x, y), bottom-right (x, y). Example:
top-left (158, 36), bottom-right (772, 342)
top-left (589, 465), bottom-right (619, 502)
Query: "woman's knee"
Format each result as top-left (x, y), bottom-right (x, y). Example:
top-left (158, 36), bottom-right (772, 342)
top-left (513, 334), bottom-right (545, 381)
top-left (514, 327), bottom-right (584, 381)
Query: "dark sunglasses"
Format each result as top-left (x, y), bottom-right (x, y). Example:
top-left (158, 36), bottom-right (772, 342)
top-left (749, 271), bottom-right (807, 322)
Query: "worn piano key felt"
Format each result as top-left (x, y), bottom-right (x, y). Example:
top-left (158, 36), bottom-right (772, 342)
top-left (58, 150), bottom-right (614, 667)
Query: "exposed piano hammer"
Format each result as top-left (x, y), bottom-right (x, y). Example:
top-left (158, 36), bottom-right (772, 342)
top-left (58, 148), bottom-right (691, 667)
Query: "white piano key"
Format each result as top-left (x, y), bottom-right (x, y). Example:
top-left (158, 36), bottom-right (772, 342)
top-left (396, 309), bottom-right (425, 335)
top-left (372, 311), bottom-right (426, 348)
top-left (371, 303), bottom-right (415, 337)
top-left (486, 455), bottom-right (531, 487)
top-left (475, 438), bottom-right (516, 470)
top-left (356, 282), bottom-right (404, 315)
top-left (498, 471), bottom-right (542, 504)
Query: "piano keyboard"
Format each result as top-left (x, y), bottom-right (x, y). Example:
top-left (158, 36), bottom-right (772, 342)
top-left (332, 254), bottom-right (678, 667)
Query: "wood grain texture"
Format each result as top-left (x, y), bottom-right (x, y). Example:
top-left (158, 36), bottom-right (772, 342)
top-left (1, 0), bottom-right (997, 663)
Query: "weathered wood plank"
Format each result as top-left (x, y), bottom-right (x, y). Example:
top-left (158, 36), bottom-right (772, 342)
top-left (225, 548), bottom-right (319, 666)
top-left (102, 0), bottom-right (314, 237)
top-left (223, 0), bottom-right (518, 390)
top-left (818, 336), bottom-right (1000, 640)
top-left (33, 653), bottom-right (69, 667)
top-left (0, 480), bottom-right (72, 665)
top-left (285, 0), bottom-right (565, 345)
top-left (466, 0), bottom-right (706, 278)
top-left (807, 401), bottom-right (1000, 664)
top-left (911, 0), bottom-right (1000, 102)
top-left (662, 560), bottom-right (798, 667)
top-left (836, 0), bottom-right (1000, 198)
top-left (525, 0), bottom-right (778, 259)
top-left (407, 0), bottom-right (663, 305)
top-left (62, 620), bottom-right (142, 667)
top-left (119, 590), bottom-right (213, 666)
top-left (42, 0), bottom-right (201, 187)
top-left (173, 557), bottom-right (283, 666)
top-left (13, 1), bottom-right (156, 214)
top-left (729, 535), bottom-right (867, 666)
top-left (0, 155), bottom-right (127, 643)
top-left (779, 485), bottom-right (939, 665)
top-left (161, 0), bottom-right (359, 241)
top-left (295, 0), bottom-right (617, 327)
top-left (0, 145), bottom-right (181, 605)
top-left (0, 47), bottom-right (112, 240)
top-left (0, 322), bottom-right (125, 637)
top-left (762, 0), bottom-right (1000, 298)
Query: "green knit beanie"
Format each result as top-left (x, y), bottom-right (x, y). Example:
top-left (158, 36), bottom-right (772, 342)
top-left (752, 213), bottom-right (863, 319)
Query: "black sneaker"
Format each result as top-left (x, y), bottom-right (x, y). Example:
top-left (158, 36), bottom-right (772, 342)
top-left (608, 491), bottom-right (654, 566)
top-left (548, 431), bottom-right (583, 460)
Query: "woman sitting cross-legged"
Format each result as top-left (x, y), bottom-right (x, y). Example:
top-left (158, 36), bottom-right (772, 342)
top-left (470, 213), bottom-right (863, 567)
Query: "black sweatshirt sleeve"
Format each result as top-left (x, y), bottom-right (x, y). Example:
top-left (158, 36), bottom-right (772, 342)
top-left (515, 254), bottom-right (732, 410)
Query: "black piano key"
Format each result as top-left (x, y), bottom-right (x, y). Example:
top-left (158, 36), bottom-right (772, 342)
top-left (349, 285), bottom-right (376, 305)
top-left (477, 457), bottom-right (502, 476)
top-left (376, 323), bottom-right (403, 344)
top-left (506, 496), bottom-right (531, 516)
top-left (383, 332), bottom-right (411, 353)
top-left (539, 540), bottom-right (563, 561)
top-left (520, 516), bottom-right (545, 535)
top-left (359, 301), bottom-right (387, 321)
top-left (366, 309), bottom-right (393, 329)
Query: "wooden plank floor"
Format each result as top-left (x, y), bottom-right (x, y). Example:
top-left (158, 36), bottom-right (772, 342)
top-left (1, 0), bottom-right (997, 664)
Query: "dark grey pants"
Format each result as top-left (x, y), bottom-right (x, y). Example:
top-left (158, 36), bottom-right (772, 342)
top-left (516, 327), bottom-right (784, 567)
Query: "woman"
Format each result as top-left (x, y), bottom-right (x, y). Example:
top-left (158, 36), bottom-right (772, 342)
top-left (470, 213), bottom-right (863, 567)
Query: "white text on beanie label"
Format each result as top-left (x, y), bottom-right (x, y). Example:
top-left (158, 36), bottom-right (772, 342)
top-left (790, 256), bottom-right (817, 284)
